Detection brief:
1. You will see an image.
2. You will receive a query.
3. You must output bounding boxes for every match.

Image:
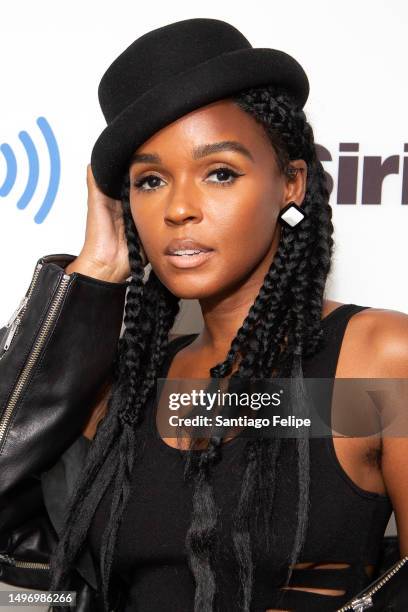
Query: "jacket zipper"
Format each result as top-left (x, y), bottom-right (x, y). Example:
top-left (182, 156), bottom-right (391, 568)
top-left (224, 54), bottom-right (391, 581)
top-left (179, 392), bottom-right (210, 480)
top-left (336, 555), bottom-right (408, 611)
top-left (1, 263), bottom-right (43, 355)
top-left (0, 272), bottom-right (71, 447)
top-left (0, 553), bottom-right (50, 570)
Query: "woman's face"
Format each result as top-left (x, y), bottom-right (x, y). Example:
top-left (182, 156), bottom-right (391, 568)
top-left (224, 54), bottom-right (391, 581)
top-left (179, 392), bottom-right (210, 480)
top-left (128, 99), bottom-right (307, 300)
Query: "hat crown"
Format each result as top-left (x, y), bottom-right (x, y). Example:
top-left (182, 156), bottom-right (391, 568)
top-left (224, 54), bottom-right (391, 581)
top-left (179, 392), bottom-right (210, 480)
top-left (92, 17), bottom-right (310, 198)
top-left (98, 18), bottom-right (252, 123)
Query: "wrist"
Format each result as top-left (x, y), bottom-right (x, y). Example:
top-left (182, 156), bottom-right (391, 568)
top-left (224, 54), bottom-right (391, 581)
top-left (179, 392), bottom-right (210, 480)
top-left (64, 256), bottom-right (126, 283)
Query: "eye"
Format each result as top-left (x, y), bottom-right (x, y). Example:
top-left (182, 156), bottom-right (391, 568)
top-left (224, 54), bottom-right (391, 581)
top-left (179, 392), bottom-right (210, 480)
top-left (133, 174), bottom-right (166, 192)
top-left (206, 166), bottom-right (243, 186)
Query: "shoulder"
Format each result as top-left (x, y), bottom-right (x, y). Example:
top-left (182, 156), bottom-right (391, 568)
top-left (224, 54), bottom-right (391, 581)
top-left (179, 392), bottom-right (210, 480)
top-left (346, 305), bottom-right (408, 377)
top-left (357, 308), bottom-right (408, 554)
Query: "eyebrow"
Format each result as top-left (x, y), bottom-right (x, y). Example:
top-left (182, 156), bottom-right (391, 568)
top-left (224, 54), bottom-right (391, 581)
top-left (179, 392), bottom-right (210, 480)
top-left (129, 140), bottom-right (254, 166)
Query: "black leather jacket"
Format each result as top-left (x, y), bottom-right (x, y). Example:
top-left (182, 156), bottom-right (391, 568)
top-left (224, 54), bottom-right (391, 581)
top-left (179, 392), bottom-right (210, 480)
top-left (0, 253), bottom-right (128, 610)
top-left (0, 254), bottom-right (402, 611)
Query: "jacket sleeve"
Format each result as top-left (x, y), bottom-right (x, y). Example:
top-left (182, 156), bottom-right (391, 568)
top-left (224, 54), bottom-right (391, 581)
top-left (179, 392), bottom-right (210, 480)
top-left (0, 253), bottom-right (128, 498)
top-left (0, 433), bottom-right (124, 611)
top-left (0, 434), bottom-right (97, 602)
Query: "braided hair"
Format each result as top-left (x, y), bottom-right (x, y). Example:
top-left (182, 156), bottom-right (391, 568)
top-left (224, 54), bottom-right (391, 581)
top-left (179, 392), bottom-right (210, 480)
top-left (48, 83), bottom-right (333, 611)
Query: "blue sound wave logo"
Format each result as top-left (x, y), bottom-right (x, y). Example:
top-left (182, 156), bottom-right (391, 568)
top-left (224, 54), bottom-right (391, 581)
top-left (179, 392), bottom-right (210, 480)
top-left (0, 117), bottom-right (60, 224)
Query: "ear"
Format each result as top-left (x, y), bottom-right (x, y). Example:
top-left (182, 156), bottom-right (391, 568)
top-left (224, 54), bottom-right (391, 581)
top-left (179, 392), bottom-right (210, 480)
top-left (282, 159), bottom-right (308, 207)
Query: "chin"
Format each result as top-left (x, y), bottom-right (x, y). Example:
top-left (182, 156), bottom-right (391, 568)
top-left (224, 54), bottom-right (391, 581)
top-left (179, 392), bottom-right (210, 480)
top-left (160, 276), bottom-right (224, 301)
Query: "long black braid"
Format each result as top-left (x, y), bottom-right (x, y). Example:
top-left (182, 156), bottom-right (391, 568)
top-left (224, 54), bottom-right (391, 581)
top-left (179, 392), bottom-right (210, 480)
top-left (184, 85), bottom-right (333, 611)
top-left (48, 83), bottom-right (333, 611)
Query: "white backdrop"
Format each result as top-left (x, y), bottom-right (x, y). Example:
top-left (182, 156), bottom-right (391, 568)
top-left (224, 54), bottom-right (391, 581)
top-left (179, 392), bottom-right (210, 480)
top-left (1, 1), bottom-right (407, 325)
top-left (0, 2), bottom-right (405, 606)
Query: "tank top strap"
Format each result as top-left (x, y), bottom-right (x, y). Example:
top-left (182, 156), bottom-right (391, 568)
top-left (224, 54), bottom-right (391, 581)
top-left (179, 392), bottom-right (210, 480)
top-left (318, 303), bottom-right (371, 379)
top-left (164, 305), bottom-right (372, 381)
top-left (168, 333), bottom-right (199, 352)
top-left (159, 333), bottom-right (199, 378)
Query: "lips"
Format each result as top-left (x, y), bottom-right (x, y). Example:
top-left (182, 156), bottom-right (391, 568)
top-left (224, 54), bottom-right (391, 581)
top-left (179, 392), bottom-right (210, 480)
top-left (164, 238), bottom-right (213, 255)
top-left (165, 250), bottom-right (214, 269)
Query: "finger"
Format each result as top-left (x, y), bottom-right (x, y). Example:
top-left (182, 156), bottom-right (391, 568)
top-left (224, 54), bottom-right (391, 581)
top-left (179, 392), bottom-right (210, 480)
top-left (86, 163), bottom-right (97, 188)
top-left (86, 163), bottom-right (121, 204)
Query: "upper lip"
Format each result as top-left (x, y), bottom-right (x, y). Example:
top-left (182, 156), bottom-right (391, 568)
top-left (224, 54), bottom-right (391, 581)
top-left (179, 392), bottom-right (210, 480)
top-left (164, 238), bottom-right (213, 255)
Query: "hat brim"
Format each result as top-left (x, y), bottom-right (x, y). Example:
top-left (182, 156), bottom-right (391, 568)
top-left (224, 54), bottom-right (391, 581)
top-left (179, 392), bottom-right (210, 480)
top-left (91, 47), bottom-right (309, 199)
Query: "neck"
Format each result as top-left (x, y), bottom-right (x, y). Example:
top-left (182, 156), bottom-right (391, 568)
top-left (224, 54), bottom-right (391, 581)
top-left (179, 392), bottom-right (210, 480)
top-left (196, 237), bottom-right (279, 355)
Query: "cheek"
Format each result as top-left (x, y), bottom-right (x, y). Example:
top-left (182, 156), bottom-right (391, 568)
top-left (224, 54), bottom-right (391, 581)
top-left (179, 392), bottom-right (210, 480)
top-left (210, 190), bottom-right (279, 267)
top-left (128, 185), bottom-right (280, 299)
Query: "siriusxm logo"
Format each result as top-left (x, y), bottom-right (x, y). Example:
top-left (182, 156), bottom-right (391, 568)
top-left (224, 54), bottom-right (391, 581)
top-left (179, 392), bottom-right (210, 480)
top-left (317, 143), bottom-right (408, 205)
top-left (0, 117), bottom-right (60, 224)
top-left (1, 123), bottom-right (407, 226)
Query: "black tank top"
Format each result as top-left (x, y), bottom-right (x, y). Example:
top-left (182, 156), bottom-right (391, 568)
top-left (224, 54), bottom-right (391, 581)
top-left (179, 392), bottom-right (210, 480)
top-left (88, 304), bottom-right (393, 611)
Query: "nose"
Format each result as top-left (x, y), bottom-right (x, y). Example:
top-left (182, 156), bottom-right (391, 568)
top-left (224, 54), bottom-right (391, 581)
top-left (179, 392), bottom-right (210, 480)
top-left (164, 180), bottom-right (203, 226)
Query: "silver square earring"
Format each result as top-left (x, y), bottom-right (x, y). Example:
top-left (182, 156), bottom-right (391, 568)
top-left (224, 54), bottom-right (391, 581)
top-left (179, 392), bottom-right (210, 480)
top-left (278, 201), bottom-right (306, 228)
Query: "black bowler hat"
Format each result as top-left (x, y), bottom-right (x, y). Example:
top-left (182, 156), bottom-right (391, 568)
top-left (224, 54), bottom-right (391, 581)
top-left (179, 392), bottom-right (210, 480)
top-left (90, 17), bottom-right (309, 199)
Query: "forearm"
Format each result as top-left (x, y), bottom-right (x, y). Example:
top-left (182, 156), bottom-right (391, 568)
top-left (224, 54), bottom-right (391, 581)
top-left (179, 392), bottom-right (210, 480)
top-left (0, 253), bottom-right (128, 496)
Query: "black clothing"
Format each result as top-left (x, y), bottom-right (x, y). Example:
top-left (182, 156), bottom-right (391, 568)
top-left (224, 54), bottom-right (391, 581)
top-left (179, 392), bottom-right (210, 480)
top-left (88, 304), bottom-right (393, 611)
top-left (0, 253), bottom-right (129, 610)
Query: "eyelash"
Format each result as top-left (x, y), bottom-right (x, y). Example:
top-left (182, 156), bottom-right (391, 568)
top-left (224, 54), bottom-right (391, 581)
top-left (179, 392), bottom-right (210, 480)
top-left (132, 166), bottom-right (243, 192)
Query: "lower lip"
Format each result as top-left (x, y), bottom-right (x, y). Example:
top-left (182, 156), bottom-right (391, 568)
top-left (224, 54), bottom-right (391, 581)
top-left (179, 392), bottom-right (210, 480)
top-left (165, 250), bottom-right (214, 268)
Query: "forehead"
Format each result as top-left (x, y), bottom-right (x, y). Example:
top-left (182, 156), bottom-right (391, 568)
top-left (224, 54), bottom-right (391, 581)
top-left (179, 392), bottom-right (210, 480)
top-left (129, 98), bottom-right (274, 164)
